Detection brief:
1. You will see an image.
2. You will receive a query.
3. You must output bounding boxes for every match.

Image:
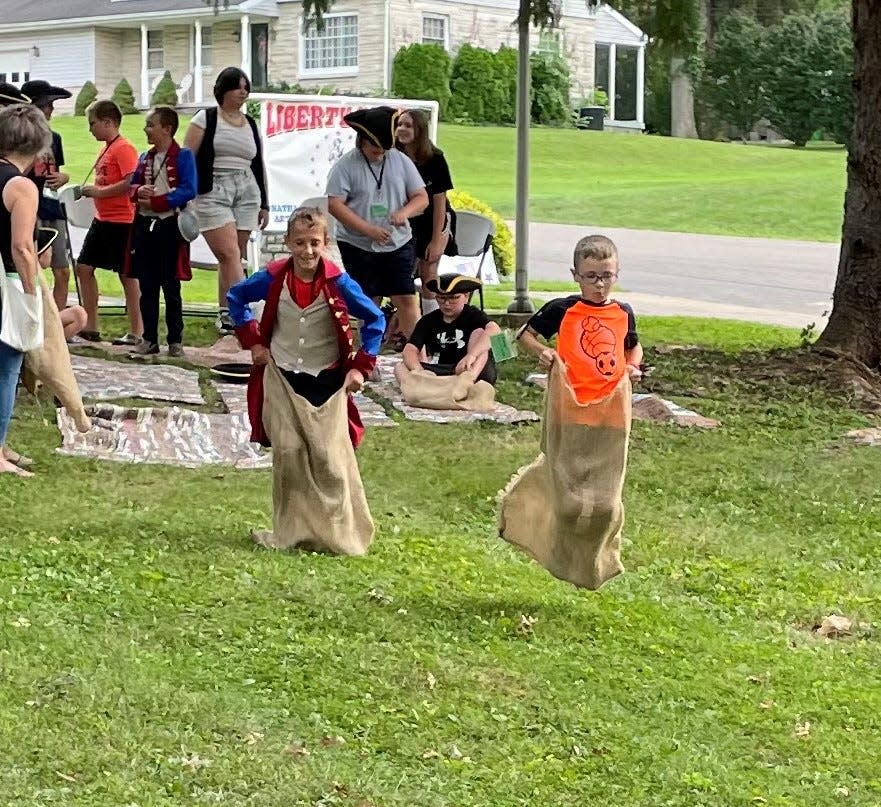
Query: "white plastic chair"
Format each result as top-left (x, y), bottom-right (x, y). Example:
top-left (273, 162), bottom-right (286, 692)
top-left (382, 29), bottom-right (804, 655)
top-left (452, 210), bottom-right (495, 310)
top-left (177, 73), bottom-right (193, 104)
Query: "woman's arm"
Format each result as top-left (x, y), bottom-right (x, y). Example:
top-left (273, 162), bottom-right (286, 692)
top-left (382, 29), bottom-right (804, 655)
top-left (183, 121), bottom-right (205, 156)
top-left (4, 178), bottom-right (39, 293)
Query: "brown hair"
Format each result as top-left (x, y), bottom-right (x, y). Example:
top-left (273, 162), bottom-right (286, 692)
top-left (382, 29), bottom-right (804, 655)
top-left (573, 235), bottom-right (618, 266)
top-left (151, 105), bottom-right (179, 135)
top-left (88, 99), bottom-right (123, 126)
top-left (397, 108), bottom-right (439, 166)
top-left (286, 206), bottom-right (328, 238)
top-left (0, 103), bottom-right (51, 157)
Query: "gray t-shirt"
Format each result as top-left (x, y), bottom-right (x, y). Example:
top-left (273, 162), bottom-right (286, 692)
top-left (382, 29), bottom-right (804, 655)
top-left (326, 147), bottom-right (424, 252)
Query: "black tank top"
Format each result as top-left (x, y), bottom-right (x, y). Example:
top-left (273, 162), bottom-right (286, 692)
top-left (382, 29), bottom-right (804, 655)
top-left (0, 160), bottom-right (24, 274)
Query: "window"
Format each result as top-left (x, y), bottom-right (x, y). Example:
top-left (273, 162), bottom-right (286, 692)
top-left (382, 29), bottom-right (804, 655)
top-left (536, 29), bottom-right (561, 56)
top-left (422, 14), bottom-right (448, 49)
top-left (301, 13), bottom-right (358, 75)
top-left (196, 25), bottom-right (213, 69)
top-left (147, 29), bottom-right (164, 71)
top-left (615, 45), bottom-right (638, 121)
top-left (594, 43), bottom-right (610, 94)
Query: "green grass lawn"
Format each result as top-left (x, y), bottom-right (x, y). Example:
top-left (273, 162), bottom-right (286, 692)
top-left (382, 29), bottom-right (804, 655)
top-left (50, 116), bottom-right (845, 243)
top-left (2, 317), bottom-right (880, 806)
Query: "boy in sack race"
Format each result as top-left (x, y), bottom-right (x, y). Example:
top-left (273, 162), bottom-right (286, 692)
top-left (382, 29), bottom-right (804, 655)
top-left (499, 235), bottom-right (643, 590)
top-left (227, 207), bottom-right (385, 555)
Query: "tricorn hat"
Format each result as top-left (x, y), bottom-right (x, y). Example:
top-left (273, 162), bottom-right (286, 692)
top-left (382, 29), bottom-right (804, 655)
top-left (0, 82), bottom-right (30, 106)
top-left (36, 227), bottom-right (59, 256)
top-left (425, 273), bottom-right (483, 296)
top-left (20, 80), bottom-right (71, 106)
top-left (344, 105), bottom-right (400, 151)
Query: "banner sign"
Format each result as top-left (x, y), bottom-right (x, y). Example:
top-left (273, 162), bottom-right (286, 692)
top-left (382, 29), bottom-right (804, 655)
top-left (250, 93), bottom-right (439, 232)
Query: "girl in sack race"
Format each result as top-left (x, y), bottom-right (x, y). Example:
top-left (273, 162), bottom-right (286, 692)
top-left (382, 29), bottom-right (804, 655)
top-left (227, 206), bottom-right (385, 555)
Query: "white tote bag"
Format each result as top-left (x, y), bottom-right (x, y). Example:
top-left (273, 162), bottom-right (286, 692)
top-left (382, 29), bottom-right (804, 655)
top-left (0, 270), bottom-right (44, 352)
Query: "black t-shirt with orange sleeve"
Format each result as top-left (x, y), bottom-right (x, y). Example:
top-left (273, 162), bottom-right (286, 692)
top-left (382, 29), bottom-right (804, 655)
top-left (527, 296), bottom-right (639, 403)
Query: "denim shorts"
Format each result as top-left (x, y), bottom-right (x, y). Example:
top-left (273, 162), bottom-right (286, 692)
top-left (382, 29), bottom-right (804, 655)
top-left (193, 169), bottom-right (261, 232)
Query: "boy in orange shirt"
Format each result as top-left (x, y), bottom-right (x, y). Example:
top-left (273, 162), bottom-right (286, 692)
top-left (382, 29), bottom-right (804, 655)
top-left (518, 234), bottom-right (643, 399)
top-left (75, 100), bottom-right (142, 345)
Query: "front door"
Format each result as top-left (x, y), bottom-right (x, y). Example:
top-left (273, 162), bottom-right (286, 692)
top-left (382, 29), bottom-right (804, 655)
top-left (0, 50), bottom-right (30, 85)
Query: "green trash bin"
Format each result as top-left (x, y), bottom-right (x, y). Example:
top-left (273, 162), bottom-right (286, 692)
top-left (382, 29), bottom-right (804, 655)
top-left (576, 106), bottom-right (605, 131)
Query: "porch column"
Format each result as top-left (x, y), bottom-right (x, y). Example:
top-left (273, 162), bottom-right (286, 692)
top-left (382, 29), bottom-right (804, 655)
top-left (240, 15), bottom-right (250, 76)
top-left (636, 44), bottom-right (645, 126)
top-left (140, 24), bottom-right (149, 107)
top-left (194, 20), bottom-right (203, 103)
top-left (608, 43), bottom-right (617, 121)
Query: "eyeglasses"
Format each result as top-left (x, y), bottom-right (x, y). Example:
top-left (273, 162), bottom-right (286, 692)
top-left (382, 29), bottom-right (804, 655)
top-left (572, 270), bottom-right (617, 283)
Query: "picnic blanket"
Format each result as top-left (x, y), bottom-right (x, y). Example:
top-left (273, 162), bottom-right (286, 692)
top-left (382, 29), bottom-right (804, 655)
top-left (369, 355), bottom-right (538, 425)
top-left (70, 355), bottom-right (204, 405)
top-left (256, 359), bottom-right (373, 555)
top-left (56, 403), bottom-right (270, 469)
top-left (398, 367), bottom-right (496, 412)
top-left (499, 363), bottom-right (631, 590)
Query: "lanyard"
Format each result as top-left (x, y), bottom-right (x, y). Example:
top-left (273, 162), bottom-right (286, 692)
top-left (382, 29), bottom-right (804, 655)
top-left (82, 134), bottom-right (120, 185)
top-left (363, 153), bottom-right (386, 190)
top-left (151, 150), bottom-right (170, 183)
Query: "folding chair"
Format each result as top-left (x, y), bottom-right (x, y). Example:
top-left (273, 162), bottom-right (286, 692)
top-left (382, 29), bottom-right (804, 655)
top-left (452, 210), bottom-right (495, 311)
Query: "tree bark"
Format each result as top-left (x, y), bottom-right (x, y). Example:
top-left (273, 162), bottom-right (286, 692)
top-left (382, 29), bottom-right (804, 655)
top-left (816, 1), bottom-right (881, 368)
top-left (670, 56), bottom-right (699, 138)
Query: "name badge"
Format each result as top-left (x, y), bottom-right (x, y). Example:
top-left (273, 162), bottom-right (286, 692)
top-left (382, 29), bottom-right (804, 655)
top-left (370, 203), bottom-right (389, 221)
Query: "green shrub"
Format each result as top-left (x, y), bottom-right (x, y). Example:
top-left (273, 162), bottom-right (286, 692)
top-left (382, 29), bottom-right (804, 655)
top-left (448, 45), bottom-right (509, 124)
top-left (391, 44), bottom-right (452, 119)
top-left (74, 81), bottom-right (98, 116)
top-left (701, 13), bottom-right (767, 138)
top-left (761, 10), bottom-right (852, 147)
top-left (151, 70), bottom-right (179, 107)
top-left (111, 78), bottom-right (137, 115)
top-left (448, 190), bottom-right (514, 277)
top-left (530, 52), bottom-right (572, 126)
top-left (495, 46), bottom-right (519, 125)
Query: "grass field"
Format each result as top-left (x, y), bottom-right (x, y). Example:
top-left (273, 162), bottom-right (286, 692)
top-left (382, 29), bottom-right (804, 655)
top-left (2, 318), bottom-right (880, 806)
top-left (49, 115), bottom-right (846, 243)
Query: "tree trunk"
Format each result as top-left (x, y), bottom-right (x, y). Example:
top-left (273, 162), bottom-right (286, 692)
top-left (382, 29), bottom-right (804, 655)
top-left (816, 1), bottom-right (881, 368)
top-left (670, 56), bottom-right (699, 138)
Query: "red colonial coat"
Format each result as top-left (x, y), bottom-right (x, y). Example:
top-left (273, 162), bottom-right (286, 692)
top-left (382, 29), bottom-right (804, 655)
top-left (237, 257), bottom-right (377, 449)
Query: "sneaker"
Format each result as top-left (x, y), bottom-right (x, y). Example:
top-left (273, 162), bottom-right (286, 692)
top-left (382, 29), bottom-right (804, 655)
top-left (129, 341), bottom-right (159, 356)
top-left (167, 343), bottom-right (184, 358)
top-left (216, 311), bottom-right (235, 335)
top-left (78, 330), bottom-right (102, 343)
top-left (112, 332), bottom-right (142, 346)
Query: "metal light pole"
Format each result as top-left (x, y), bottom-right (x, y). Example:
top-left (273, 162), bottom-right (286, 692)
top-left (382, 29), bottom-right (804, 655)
top-left (508, 8), bottom-right (535, 314)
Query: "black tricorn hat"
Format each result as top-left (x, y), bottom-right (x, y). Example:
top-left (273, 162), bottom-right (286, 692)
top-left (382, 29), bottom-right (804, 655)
top-left (20, 80), bottom-right (71, 106)
top-left (36, 227), bottom-right (59, 256)
top-left (0, 82), bottom-right (30, 106)
top-left (344, 105), bottom-right (400, 150)
top-left (425, 273), bottom-right (483, 295)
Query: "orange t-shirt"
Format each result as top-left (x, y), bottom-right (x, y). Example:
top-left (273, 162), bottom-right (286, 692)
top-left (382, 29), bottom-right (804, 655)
top-left (93, 136), bottom-right (139, 223)
top-left (557, 300), bottom-right (630, 404)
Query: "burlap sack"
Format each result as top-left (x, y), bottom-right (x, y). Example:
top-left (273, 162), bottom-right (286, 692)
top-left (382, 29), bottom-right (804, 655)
top-left (399, 367), bottom-right (496, 412)
top-left (498, 362), bottom-right (631, 590)
top-left (260, 360), bottom-right (374, 555)
top-left (22, 274), bottom-right (90, 433)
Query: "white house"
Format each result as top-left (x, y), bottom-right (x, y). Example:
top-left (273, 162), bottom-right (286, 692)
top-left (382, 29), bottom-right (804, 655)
top-left (0, 0), bottom-right (646, 130)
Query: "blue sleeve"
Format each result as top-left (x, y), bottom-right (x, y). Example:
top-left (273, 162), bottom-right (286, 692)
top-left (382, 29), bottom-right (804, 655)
top-left (338, 272), bottom-right (385, 355)
top-left (227, 269), bottom-right (273, 327)
top-left (164, 148), bottom-right (197, 209)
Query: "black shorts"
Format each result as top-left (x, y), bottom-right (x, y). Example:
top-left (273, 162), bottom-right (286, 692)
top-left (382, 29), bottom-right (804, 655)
top-left (338, 240), bottom-right (416, 299)
top-left (420, 360), bottom-right (497, 386)
top-left (77, 219), bottom-right (132, 273)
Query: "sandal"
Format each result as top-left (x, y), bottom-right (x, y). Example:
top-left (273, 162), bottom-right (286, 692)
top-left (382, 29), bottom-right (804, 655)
top-left (0, 458), bottom-right (33, 477)
top-left (79, 330), bottom-right (102, 343)
top-left (3, 448), bottom-right (33, 468)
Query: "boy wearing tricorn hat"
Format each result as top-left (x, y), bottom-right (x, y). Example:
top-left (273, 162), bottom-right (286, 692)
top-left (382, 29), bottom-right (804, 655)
top-left (21, 80), bottom-right (73, 312)
top-left (395, 272), bottom-right (501, 387)
top-left (326, 106), bottom-right (428, 341)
